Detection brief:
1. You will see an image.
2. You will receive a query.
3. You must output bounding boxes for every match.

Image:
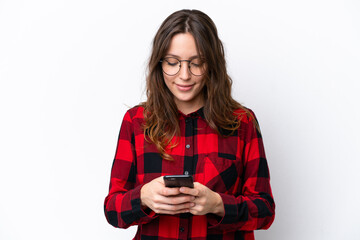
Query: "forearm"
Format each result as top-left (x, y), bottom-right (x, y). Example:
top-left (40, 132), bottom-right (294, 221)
top-left (104, 183), bottom-right (157, 228)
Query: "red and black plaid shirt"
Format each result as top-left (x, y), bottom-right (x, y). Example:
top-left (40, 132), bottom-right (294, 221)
top-left (104, 106), bottom-right (275, 240)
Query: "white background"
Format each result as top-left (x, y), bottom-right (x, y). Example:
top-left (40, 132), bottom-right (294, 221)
top-left (1, 0), bottom-right (359, 239)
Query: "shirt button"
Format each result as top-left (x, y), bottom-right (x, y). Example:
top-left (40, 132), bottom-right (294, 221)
top-left (179, 226), bottom-right (185, 232)
top-left (186, 144), bottom-right (190, 149)
top-left (184, 171), bottom-right (189, 175)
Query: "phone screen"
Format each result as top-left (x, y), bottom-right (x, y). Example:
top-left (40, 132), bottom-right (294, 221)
top-left (163, 175), bottom-right (194, 188)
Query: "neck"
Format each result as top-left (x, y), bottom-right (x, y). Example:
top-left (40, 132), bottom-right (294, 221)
top-left (175, 97), bottom-right (204, 115)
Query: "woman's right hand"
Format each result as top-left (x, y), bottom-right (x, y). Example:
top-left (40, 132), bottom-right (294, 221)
top-left (140, 176), bottom-right (196, 215)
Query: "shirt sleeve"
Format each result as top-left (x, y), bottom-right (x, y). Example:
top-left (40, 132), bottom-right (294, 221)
top-left (104, 110), bottom-right (157, 228)
top-left (207, 110), bottom-right (275, 231)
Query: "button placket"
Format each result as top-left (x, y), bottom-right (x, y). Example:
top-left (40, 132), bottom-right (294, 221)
top-left (183, 116), bottom-right (195, 178)
top-left (180, 116), bottom-right (196, 239)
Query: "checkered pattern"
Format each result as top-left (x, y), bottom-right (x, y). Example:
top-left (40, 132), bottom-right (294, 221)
top-left (104, 106), bottom-right (275, 240)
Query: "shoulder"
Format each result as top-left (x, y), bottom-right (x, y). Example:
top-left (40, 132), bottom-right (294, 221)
top-left (234, 106), bottom-right (257, 124)
top-left (124, 105), bottom-right (145, 122)
top-left (234, 107), bottom-right (263, 141)
top-left (119, 106), bottom-right (145, 135)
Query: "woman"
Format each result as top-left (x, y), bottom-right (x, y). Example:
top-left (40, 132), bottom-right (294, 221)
top-left (104, 9), bottom-right (275, 240)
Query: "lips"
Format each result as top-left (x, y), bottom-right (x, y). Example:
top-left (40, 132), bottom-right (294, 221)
top-left (176, 83), bottom-right (195, 91)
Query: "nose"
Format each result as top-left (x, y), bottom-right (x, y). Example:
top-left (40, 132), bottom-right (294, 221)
top-left (179, 62), bottom-right (191, 80)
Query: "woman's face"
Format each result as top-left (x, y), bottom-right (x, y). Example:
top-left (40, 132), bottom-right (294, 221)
top-left (162, 32), bottom-right (206, 114)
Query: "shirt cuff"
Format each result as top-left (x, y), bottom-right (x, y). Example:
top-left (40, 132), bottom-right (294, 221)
top-left (130, 184), bottom-right (158, 223)
top-left (207, 193), bottom-right (238, 228)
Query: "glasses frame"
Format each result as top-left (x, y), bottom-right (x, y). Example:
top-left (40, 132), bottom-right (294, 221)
top-left (159, 57), bottom-right (206, 76)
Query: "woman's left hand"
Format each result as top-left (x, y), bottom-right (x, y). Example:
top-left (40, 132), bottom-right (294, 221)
top-left (179, 182), bottom-right (225, 217)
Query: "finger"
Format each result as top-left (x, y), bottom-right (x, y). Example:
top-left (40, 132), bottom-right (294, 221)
top-left (153, 202), bottom-right (195, 212)
top-left (153, 194), bottom-right (195, 205)
top-left (155, 209), bottom-right (191, 215)
top-left (189, 203), bottom-right (206, 215)
top-left (189, 206), bottom-right (201, 215)
top-left (161, 187), bottom-right (182, 196)
top-left (156, 176), bottom-right (167, 184)
top-left (167, 195), bottom-right (196, 205)
top-left (179, 186), bottom-right (200, 197)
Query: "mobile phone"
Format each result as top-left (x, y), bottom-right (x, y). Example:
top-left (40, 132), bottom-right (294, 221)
top-left (163, 175), bottom-right (194, 188)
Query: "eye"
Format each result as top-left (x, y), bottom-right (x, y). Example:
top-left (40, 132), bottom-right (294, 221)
top-left (190, 58), bottom-right (204, 67)
top-left (164, 58), bottom-right (179, 66)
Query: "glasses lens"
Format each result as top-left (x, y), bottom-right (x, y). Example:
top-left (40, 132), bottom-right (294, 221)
top-left (161, 57), bottom-right (206, 76)
top-left (162, 57), bottom-right (180, 75)
top-left (189, 58), bottom-right (206, 76)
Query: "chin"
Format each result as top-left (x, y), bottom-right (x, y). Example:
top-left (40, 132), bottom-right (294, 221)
top-left (175, 95), bottom-right (195, 103)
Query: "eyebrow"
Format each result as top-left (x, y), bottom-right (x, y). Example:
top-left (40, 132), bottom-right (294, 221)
top-left (165, 54), bottom-right (200, 59)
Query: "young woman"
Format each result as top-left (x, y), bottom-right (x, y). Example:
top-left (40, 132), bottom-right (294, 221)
top-left (104, 9), bottom-right (275, 240)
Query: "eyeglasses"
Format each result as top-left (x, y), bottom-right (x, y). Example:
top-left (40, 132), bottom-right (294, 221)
top-left (160, 57), bottom-right (206, 76)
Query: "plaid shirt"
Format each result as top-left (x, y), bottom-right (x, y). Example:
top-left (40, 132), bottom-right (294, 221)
top-left (104, 106), bottom-right (275, 240)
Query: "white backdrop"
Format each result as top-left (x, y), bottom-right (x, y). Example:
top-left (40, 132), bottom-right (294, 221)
top-left (1, 0), bottom-right (359, 239)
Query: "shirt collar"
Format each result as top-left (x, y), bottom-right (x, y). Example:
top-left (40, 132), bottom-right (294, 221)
top-left (178, 107), bottom-right (205, 120)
